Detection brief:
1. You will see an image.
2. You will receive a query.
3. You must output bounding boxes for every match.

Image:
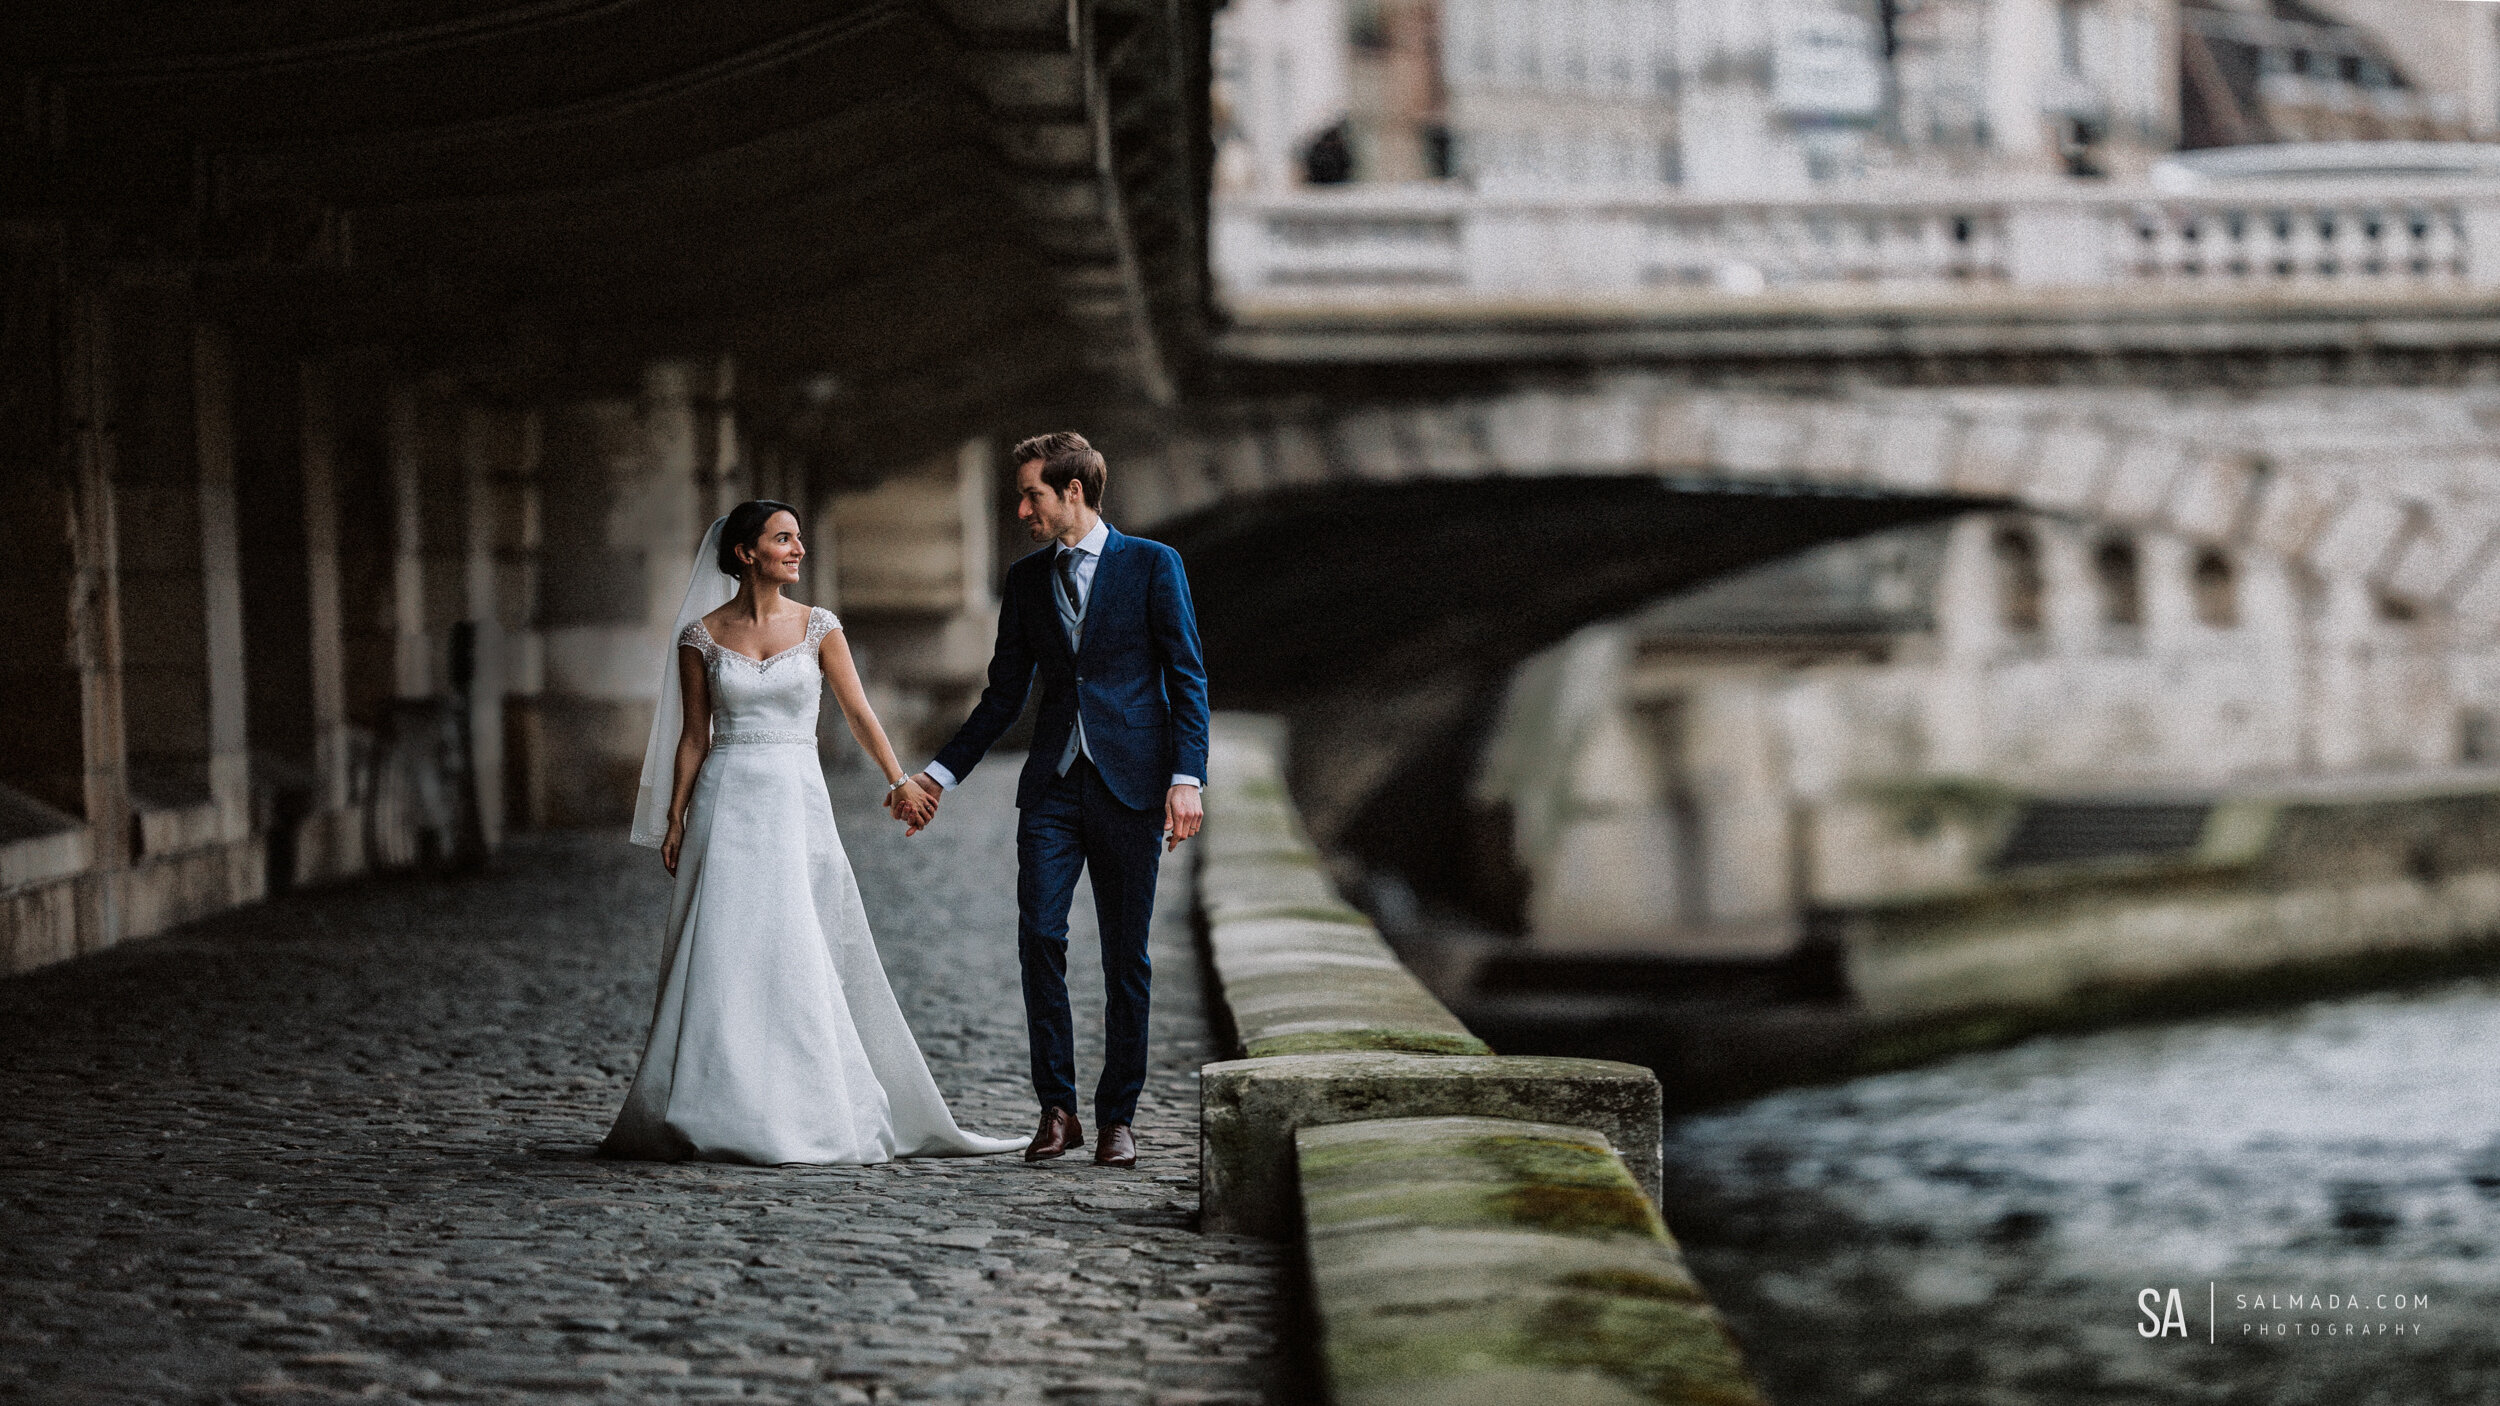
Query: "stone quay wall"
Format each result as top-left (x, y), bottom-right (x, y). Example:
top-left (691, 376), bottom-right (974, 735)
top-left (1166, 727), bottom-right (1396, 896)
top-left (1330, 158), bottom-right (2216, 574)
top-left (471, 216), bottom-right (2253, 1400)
top-left (1192, 713), bottom-right (1765, 1406)
top-left (1835, 772), bottom-right (2500, 1057)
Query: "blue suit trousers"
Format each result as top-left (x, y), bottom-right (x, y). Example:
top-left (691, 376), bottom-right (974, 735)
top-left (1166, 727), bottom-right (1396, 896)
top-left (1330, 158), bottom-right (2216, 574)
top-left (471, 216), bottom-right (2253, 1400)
top-left (1016, 757), bottom-right (1160, 1127)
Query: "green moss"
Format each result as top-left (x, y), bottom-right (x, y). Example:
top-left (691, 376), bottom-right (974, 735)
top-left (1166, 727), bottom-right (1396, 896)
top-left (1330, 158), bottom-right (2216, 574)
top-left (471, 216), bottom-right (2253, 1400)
top-left (1305, 1183), bottom-right (1647, 1237)
top-left (1518, 1291), bottom-right (1763, 1406)
top-left (1324, 1294), bottom-right (1763, 1406)
top-left (1471, 1133), bottom-right (1640, 1193)
top-left (1300, 1133), bottom-right (1664, 1239)
top-left (1554, 1267), bottom-right (1707, 1304)
top-left (1492, 1182), bottom-right (1661, 1238)
top-left (1852, 1012), bottom-right (2029, 1072)
top-left (1854, 774), bottom-right (2022, 841)
top-left (1207, 846), bottom-right (1325, 869)
top-left (2196, 800), bottom-right (2279, 864)
top-left (1851, 932), bottom-right (2500, 1076)
top-left (1243, 1028), bottom-right (1490, 1058)
top-left (1224, 777), bottom-right (1288, 803)
top-left (1846, 858), bottom-right (2254, 935)
top-left (1219, 970), bottom-right (1452, 1011)
top-left (1209, 903), bottom-right (1371, 926)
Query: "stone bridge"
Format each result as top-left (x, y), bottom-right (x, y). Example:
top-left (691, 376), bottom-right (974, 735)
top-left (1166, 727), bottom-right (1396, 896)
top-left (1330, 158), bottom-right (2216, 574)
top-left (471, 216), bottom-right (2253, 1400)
top-left (1115, 347), bottom-right (2500, 851)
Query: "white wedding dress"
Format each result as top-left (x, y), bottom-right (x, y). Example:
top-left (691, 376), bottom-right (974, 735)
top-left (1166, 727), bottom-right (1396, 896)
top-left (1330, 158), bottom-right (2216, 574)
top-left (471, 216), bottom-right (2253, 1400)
top-left (601, 605), bottom-right (1027, 1165)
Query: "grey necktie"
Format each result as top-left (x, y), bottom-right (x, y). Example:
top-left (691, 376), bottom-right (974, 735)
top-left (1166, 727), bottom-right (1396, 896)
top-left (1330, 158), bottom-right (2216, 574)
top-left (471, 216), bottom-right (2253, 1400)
top-left (1055, 547), bottom-right (1086, 776)
top-left (1054, 547), bottom-right (1085, 646)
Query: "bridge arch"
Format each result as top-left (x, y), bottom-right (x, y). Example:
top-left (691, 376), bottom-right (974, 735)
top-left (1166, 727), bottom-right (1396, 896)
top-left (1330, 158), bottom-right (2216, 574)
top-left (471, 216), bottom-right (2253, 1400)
top-left (1118, 378), bottom-right (2500, 857)
top-left (1130, 381), bottom-right (2500, 629)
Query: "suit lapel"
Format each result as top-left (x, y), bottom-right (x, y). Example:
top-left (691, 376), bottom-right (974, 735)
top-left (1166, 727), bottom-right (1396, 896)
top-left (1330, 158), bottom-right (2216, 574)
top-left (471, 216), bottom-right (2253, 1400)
top-left (1034, 549), bottom-right (1076, 662)
top-left (1078, 528), bottom-right (1128, 664)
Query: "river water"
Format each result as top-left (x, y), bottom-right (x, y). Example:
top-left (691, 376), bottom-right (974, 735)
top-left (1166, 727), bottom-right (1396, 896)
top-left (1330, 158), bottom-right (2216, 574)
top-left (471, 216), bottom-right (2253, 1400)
top-left (1657, 977), bottom-right (2500, 1405)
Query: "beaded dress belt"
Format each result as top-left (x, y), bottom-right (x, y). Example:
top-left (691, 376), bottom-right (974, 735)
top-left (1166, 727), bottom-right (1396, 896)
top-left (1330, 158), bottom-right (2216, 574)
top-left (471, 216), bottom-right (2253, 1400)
top-left (711, 729), bottom-right (817, 747)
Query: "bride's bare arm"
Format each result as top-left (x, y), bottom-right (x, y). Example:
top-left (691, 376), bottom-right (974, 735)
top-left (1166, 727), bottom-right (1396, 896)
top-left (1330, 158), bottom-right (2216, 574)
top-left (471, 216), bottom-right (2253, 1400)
top-left (817, 626), bottom-right (929, 826)
top-left (662, 643), bottom-right (710, 873)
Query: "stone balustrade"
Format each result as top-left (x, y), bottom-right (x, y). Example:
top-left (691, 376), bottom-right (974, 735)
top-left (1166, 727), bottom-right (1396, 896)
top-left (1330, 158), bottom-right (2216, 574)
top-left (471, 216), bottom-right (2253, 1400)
top-left (1214, 178), bottom-right (2500, 306)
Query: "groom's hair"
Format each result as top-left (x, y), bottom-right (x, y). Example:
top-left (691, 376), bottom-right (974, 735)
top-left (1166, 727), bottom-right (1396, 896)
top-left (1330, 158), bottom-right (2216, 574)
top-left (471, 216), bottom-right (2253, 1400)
top-left (1012, 431), bottom-right (1105, 508)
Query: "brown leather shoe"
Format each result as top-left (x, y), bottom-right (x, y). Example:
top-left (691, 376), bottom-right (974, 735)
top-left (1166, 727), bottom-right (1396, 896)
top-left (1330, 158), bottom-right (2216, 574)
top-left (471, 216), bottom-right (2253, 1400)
top-left (1094, 1123), bottom-right (1136, 1168)
top-left (1024, 1107), bottom-right (1082, 1162)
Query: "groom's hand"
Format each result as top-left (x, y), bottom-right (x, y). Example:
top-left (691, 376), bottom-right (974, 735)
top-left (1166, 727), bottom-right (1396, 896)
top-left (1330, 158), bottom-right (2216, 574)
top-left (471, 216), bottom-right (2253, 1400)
top-left (1164, 783), bottom-right (1202, 852)
top-left (892, 773), bottom-right (942, 835)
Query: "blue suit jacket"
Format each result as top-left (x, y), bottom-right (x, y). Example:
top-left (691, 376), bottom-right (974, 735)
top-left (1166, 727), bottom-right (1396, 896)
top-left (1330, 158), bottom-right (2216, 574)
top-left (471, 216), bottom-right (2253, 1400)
top-left (933, 526), bottom-right (1210, 812)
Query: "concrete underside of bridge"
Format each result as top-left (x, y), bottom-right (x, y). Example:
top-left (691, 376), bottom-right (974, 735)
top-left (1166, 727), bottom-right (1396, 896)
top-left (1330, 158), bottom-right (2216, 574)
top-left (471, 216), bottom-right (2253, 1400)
top-left (1155, 476), bottom-right (1977, 884)
top-left (0, 0), bottom-right (1215, 972)
top-left (6, 0), bottom-right (1212, 458)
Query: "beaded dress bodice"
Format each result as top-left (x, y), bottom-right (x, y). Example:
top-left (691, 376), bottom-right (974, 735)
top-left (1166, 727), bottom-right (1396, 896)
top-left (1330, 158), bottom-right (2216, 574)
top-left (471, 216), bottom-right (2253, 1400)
top-left (680, 606), bottom-right (838, 747)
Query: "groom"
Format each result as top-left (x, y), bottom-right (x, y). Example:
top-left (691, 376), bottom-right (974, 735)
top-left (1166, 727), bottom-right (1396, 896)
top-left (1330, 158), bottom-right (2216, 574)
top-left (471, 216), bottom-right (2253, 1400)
top-left (892, 432), bottom-right (1209, 1168)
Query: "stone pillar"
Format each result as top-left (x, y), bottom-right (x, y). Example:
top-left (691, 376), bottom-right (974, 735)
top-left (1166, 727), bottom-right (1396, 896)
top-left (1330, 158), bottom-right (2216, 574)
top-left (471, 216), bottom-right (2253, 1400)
top-left (456, 400), bottom-right (530, 850)
top-left (529, 363), bottom-right (707, 827)
top-left (194, 328), bottom-right (253, 875)
top-left (374, 377), bottom-right (520, 864)
top-left (690, 356), bottom-right (745, 518)
top-left (820, 437), bottom-right (1001, 759)
top-left (492, 410), bottom-right (544, 836)
top-left (0, 242), bottom-right (102, 970)
top-left (412, 379), bottom-right (470, 713)
top-left (353, 375), bottom-right (453, 870)
top-left (750, 438), bottom-right (828, 608)
top-left (104, 290), bottom-right (263, 937)
top-left (301, 364), bottom-right (352, 828)
top-left (410, 381), bottom-right (475, 861)
top-left (61, 278), bottom-right (132, 957)
top-left (112, 288), bottom-right (214, 812)
top-left (327, 355), bottom-right (402, 730)
top-left (385, 383), bottom-right (433, 702)
top-left (234, 347), bottom-right (357, 889)
top-left (321, 368), bottom-right (423, 871)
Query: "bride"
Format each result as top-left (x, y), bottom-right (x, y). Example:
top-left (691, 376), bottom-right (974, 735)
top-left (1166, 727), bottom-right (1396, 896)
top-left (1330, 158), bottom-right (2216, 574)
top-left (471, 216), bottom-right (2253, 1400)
top-left (601, 500), bottom-right (1027, 1165)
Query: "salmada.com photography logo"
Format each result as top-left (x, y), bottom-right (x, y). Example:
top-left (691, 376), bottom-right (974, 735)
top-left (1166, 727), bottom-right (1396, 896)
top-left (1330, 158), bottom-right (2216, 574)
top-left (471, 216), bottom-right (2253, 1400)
top-left (2136, 1284), bottom-right (2432, 1342)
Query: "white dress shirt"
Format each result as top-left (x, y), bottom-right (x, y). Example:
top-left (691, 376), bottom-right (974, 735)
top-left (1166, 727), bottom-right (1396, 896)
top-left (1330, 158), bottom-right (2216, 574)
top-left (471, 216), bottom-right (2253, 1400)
top-left (922, 517), bottom-right (1200, 793)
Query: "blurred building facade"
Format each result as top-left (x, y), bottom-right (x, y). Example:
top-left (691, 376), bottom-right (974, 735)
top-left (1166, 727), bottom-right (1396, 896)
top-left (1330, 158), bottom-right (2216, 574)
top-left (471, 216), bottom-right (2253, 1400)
top-left (1216, 0), bottom-right (2500, 197)
top-left (1209, 0), bottom-right (2500, 954)
top-left (1475, 504), bottom-right (2478, 951)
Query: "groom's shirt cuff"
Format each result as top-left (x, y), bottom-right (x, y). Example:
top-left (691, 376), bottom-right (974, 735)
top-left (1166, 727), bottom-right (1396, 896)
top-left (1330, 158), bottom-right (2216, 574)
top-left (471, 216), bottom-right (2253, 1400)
top-left (923, 762), bottom-right (1192, 790)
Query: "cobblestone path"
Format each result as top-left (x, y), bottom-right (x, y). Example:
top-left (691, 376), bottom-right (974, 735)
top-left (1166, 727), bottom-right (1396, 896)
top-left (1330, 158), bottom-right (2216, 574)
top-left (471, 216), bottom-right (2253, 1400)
top-left (0, 760), bottom-right (1290, 1406)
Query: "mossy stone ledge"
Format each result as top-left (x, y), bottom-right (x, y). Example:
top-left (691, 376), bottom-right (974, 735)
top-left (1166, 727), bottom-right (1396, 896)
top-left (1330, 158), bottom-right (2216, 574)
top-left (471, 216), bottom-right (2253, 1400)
top-left (1199, 718), bottom-right (1489, 1061)
top-left (1298, 1117), bottom-right (1765, 1406)
top-left (1195, 714), bottom-right (1739, 1405)
top-left (1200, 1052), bottom-right (1662, 1238)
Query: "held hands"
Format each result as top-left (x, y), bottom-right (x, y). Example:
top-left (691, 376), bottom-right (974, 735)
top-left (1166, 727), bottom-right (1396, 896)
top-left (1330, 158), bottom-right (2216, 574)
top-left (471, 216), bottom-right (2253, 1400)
top-left (878, 774), bottom-right (1191, 845)
top-left (1164, 783), bottom-right (1203, 853)
top-left (886, 773), bottom-right (941, 835)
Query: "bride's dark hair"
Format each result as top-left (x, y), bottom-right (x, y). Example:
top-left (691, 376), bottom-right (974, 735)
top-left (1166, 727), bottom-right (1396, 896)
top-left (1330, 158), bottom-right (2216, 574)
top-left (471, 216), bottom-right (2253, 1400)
top-left (718, 499), bottom-right (802, 577)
